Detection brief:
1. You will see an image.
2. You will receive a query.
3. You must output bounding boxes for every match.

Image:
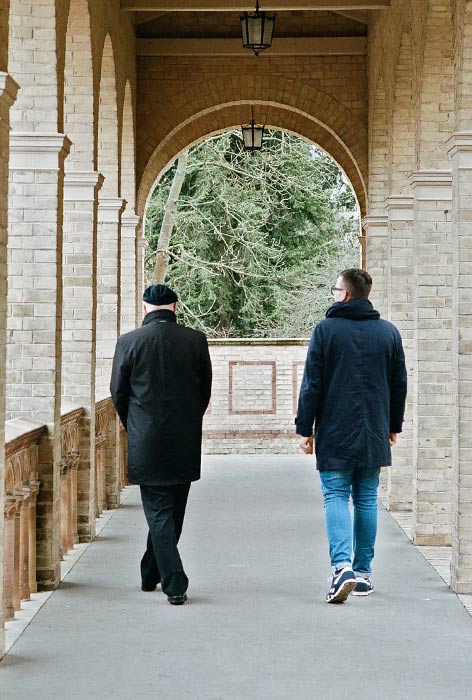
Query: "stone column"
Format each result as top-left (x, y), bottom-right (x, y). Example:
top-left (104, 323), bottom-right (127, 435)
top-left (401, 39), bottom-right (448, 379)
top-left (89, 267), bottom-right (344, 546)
top-left (447, 134), bottom-right (472, 592)
top-left (120, 212), bottom-right (140, 335)
top-left (362, 215), bottom-right (389, 318)
top-left (18, 489), bottom-right (30, 601)
top-left (362, 214), bottom-right (390, 495)
top-left (28, 481), bottom-right (39, 594)
top-left (63, 172), bottom-right (103, 542)
top-left (385, 196), bottom-right (415, 511)
top-left (2, 499), bottom-right (18, 622)
top-left (0, 69), bottom-right (18, 654)
top-left (8, 132), bottom-right (70, 590)
top-left (136, 233), bottom-right (146, 327)
top-left (96, 197), bottom-right (126, 398)
top-left (410, 170), bottom-right (453, 546)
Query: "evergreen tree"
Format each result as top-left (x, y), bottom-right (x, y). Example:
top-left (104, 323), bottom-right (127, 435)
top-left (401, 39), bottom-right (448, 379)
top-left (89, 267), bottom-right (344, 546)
top-left (145, 130), bottom-right (359, 337)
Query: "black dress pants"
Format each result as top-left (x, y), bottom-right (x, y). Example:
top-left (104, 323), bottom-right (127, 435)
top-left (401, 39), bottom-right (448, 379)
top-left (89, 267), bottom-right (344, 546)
top-left (140, 483), bottom-right (190, 597)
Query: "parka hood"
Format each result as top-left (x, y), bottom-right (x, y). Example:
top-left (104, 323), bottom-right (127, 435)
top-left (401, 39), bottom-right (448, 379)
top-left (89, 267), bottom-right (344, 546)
top-left (325, 298), bottom-right (380, 321)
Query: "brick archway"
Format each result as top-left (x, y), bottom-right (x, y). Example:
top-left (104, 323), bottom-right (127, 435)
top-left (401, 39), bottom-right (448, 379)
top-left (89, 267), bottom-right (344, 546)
top-left (137, 77), bottom-right (367, 218)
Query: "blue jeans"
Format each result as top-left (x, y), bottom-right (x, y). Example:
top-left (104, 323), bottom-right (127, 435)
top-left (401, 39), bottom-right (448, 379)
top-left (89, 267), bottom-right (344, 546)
top-left (319, 467), bottom-right (380, 575)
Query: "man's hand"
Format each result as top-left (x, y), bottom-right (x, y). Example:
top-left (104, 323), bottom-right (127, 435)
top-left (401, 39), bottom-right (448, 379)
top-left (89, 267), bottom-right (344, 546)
top-left (299, 436), bottom-right (313, 455)
top-left (389, 433), bottom-right (397, 446)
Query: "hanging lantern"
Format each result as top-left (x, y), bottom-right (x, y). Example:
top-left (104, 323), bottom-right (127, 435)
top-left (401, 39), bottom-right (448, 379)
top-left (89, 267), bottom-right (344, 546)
top-left (241, 117), bottom-right (265, 152)
top-left (240, 1), bottom-right (276, 57)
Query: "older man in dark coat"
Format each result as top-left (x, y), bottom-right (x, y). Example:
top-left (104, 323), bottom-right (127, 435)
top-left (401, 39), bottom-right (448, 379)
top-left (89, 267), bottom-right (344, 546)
top-left (110, 284), bottom-right (212, 605)
top-left (296, 269), bottom-right (407, 604)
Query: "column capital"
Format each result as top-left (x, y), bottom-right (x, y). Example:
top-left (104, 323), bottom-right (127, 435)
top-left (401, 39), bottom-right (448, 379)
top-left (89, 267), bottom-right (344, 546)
top-left (0, 71), bottom-right (19, 109)
top-left (121, 213), bottom-right (141, 237)
top-left (136, 236), bottom-right (147, 251)
top-left (98, 197), bottom-right (127, 224)
top-left (447, 132), bottom-right (472, 167)
top-left (9, 132), bottom-right (72, 170)
top-left (385, 195), bottom-right (414, 221)
top-left (64, 171), bottom-right (104, 202)
top-left (409, 169), bottom-right (452, 200)
top-left (361, 215), bottom-right (388, 236)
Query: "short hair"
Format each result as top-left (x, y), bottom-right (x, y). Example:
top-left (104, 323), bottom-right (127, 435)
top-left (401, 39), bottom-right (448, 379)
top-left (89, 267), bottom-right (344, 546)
top-left (340, 268), bottom-right (372, 299)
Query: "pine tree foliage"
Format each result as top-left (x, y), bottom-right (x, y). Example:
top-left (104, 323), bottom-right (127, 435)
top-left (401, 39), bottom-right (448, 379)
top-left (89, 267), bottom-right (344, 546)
top-left (145, 130), bottom-right (360, 337)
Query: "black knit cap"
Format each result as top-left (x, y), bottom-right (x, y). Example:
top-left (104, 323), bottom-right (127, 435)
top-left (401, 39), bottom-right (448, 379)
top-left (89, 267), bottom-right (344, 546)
top-left (143, 284), bottom-right (178, 305)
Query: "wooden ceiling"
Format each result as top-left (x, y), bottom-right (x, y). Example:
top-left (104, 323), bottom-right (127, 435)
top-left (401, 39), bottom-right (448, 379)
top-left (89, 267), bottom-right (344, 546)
top-left (122, 1), bottom-right (391, 56)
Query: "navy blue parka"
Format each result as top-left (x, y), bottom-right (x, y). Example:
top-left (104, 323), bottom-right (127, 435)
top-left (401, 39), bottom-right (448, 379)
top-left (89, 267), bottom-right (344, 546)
top-left (295, 298), bottom-right (407, 471)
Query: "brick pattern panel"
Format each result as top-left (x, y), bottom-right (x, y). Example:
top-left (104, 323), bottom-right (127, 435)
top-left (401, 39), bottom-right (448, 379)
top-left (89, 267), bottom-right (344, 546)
top-left (203, 343), bottom-right (308, 454)
top-left (229, 361), bottom-right (276, 415)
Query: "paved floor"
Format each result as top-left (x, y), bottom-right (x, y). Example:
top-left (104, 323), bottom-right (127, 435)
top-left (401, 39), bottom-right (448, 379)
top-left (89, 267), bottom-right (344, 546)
top-left (2, 455), bottom-right (472, 700)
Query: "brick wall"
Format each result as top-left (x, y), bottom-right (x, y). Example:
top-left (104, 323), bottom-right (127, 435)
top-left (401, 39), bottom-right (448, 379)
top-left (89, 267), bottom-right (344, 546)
top-left (203, 341), bottom-right (308, 455)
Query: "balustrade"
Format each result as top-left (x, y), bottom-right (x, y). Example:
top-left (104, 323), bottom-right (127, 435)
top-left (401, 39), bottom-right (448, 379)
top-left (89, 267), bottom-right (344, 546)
top-left (2, 400), bottom-right (122, 623)
top-left (60, 408), bottom-right (83, 558)
top-left (2, 420), bottom-right (44, 623)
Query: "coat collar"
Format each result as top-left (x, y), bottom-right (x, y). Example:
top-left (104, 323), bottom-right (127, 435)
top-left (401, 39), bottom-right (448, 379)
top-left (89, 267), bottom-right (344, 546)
top-left (325, 298), bottom-right (380, 321)
top-left (142, 309), bottom-right (177, 326)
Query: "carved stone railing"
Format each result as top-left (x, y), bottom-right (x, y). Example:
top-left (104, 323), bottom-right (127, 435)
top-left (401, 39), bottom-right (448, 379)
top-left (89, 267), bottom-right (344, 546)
top-left (60, 406), bottom-right (83, 558)
top-left (3, 419), bottom-right (45, 623)
top-left (3, 399), bottom-right (123, 623)
top-left (95, 398), bottom-right (114, 517)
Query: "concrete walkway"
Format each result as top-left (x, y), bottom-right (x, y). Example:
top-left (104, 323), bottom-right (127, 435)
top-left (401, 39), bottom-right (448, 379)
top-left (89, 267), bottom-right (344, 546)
top-left (2, 455), bottom-right (472, 700)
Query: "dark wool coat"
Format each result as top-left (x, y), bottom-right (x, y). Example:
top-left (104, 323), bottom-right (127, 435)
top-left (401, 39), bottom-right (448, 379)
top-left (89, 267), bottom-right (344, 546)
top-left (295, 298), bottom-right (407, 471)
top-left (110, 310), bottom-right (212, 485)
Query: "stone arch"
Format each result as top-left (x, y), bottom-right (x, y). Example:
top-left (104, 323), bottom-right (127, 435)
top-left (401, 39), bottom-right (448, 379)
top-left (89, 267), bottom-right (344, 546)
top-left (98, 34), bottom-right (118, 196)
top-left (418, 0), bottom-right (454, 166)
top-left (64, 0), bottom-right (94, 170)
top-left (368, 74), bottom-right (390, 213)
top-left (391, 32), bottom-right (416, 194)
top-left (120, 80), bottom-right (135, 210)
top-left (137, 90), bottom-right (367, 218)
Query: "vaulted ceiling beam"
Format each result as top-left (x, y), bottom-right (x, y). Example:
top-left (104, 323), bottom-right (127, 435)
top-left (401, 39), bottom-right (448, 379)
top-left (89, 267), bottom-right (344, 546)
top-left (122, 1), bottom-right (390, 11)
top-left (137, 36), bottom-right (367, 55)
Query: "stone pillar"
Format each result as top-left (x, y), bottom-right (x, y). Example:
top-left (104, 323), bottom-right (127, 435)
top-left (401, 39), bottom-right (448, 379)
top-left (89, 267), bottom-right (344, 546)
top-left (96, 197), bottom-right (126, 398)
top-left (2, 499), bottom-right (18, 622)
top-left (410, 170), bottom-right (453, 546)
top-left (385, 196), bottom-right (415, 511)
top-left (121, 213), bottom-right (140, 335)
top-left (447, 134), bottom-right (472, 592)
top-left (362, 214), bottom-right (390, 495)
top-left (0, 69), bottom-right (18, 654)
top-left (136, 233), bottom-right (146, 327)
top-left (362, 215), bottom-right (389, 318)
top-left (8, 132), bottom-right (71, 590)
top-left (63, 171), bottom-right (103, 542)
top-left (18, 489), bottom-right (30, 601)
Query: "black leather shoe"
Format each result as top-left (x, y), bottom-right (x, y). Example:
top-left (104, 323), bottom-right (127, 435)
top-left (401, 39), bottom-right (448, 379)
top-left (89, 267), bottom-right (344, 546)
top-left (167, 593), bottom-right (188, 605)
top-left (141, 584), bottom-right (157, 592)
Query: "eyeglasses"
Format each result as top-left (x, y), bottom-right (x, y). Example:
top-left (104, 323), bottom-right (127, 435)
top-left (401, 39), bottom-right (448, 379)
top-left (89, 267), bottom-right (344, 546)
top-left (330, 286), bottom-right (345, 294)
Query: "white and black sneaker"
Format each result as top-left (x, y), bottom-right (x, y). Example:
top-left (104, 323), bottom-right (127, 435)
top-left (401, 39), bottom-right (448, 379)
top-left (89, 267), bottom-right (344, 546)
top-left (352, 576), bottom-right (374, 596)
top-left (325, 566), bottom-right (357, 604)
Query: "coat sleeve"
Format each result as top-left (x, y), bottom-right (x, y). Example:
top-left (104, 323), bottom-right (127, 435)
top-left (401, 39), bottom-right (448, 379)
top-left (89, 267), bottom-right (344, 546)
top-left (200, 335), bottom-right (212, 414)
top-left (295, 324), bottom-right (325, 437)
top-left (110, 336), bottom-right (132, 430)
top-left (389, 330), bottom-right (407, 433)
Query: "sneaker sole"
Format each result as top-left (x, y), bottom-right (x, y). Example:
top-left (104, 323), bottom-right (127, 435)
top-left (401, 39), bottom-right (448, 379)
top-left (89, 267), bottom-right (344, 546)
top-left (352, 588), bottom-right (374, 597)
top-left (325, 578), bottom-right (357, 604)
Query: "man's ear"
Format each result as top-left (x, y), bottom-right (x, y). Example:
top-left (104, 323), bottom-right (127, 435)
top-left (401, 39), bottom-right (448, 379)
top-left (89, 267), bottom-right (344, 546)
top-left (143, 302), bottom-right (147, 316)
top-left (172, 302), bottom-right (177, 313)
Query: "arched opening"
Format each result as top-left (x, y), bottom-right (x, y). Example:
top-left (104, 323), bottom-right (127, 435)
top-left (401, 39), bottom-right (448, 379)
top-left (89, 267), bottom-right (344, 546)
top-left (64, 0), bottom-right (94, 170)
top-left (391, 32), bottom-right (416, 194)
top-left (98, 34), bottom-right (118, 197)
top-left (143, 127), bottom-right (360, 339)
top-left (120, 80), bottom-right (135, 209)
top-left (368, 75), bottom-right (390, 214)
top-left (136, 80), bottom-right (368, 220)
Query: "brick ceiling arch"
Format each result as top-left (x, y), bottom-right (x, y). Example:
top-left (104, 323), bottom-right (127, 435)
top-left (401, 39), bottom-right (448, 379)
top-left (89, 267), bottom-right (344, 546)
top-left (137, 76), bottom-right (367, 217)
